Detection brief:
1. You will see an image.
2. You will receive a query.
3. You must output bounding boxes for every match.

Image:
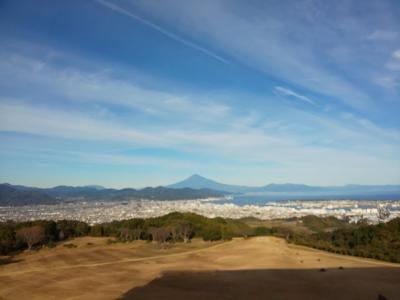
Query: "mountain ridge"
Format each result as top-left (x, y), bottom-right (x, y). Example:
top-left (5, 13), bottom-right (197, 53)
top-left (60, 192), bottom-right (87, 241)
top-left (167, 174), bottom-right (400, 194)
top-left (0, 183), bottom-right (225, 206)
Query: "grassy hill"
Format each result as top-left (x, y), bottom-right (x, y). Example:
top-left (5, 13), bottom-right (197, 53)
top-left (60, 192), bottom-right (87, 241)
top-left (1, 236), bottom-right (399, 300)
top-left (1, 213), bottom-right (399, 263)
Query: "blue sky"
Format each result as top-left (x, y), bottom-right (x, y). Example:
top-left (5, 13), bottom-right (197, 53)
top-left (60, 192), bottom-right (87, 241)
top-left (0, 0), bottom-right (399, 188)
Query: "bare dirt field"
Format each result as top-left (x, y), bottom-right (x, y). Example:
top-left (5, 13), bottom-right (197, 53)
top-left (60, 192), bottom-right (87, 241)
top-left (0, 236), bottom-right (399, 300)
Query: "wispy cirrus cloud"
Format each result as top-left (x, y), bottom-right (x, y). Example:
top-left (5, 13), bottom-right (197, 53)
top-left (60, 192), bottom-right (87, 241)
top-left (0, 51), bottom-right (230, 124)
top-left (385, 49), bottom-right (400, 71)
top-left (393, 49), bottom-right (400, 60)
top-left (377, 49), bottom-right (400, 88)
top-left (94, 0), bottom-right (229, 64)
top-left (2, 97), bottom-right (399, 186)
top-left (341, 112), bottom-right (400, 141)
top-left (367, 30), bottom-right (398, 41)
top-left (0, 101), bottom-right (166, 145)
top-left (1, 88), bottom-right (399, 183)
top-left (127, 0), bottom-right (381, 110)
top-left (129, 0), bottom-right (400, 111)
top-left (0, 38), bottom-right (399, 185)
top-left (275, 86), bottom-right (316, 106)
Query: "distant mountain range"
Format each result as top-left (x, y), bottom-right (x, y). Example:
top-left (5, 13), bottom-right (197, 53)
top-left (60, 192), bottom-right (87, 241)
top-left (2, 175), bottom-right (399, 206)
top-left (0, 184), bottom-right (56, 206)
top-left (167, 174), bottom-right (400, 195)
top-left (0, 183), bottom-right (224, 206)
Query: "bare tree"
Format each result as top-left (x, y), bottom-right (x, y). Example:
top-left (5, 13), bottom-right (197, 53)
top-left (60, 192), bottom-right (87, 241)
top-left (132, 228), bottom-right (142, 240)
top-left (169, 225), bottom-right (181, 242)
top-left (58, 230), bottom-right (65, 241)
top-left (148, 227), bottom-right (171, 247)
top-left (147, 227), bottom-right (157, 242)
top-left (166, 223), bottom-right (193, 243)
top-left (159, 228), bottom-right (171, 245)
top-left (181, 223), bottom-right (193, 243)
top-left (285, 232), bottom-right (291, 242)
top-left (377, 204), bottom-right (390, 223)
top-left (16, 225), bottom-right (45, 250)
top-left (119, 228), bottom-right (142, 241)
top-left (119, 227), bottom-right (132, 241)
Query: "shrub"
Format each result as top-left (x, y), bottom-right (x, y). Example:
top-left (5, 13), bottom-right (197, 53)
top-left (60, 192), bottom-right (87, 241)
top-left (202, 226), bottom-right (222, 241)
top-left (254, 226), bottom-right (272, 236)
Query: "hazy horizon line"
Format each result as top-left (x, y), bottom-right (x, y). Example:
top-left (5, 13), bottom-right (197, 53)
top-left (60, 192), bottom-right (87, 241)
top-left (2, 177), bottom-right (400, 190)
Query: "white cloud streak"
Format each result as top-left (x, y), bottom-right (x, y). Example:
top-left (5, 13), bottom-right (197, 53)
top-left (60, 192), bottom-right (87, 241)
top-left (94, 0), bottom-right (229, 64)
top-left (392, 49), bottom-right (400, 60)
top-left (0, 52), bottom-right (230, 123)
top-left (0, 101), bottom-right (166, 145)
top-left (1, 98), bottom-right (399, 175)
top-left (367, 30), bottom-right (398, 41)
top-left (129, 0), bottom-right (383, 110)
top-left (275, 86), bottom-right (316, 105)
top-left (1, 47), bottom-right (399, 185)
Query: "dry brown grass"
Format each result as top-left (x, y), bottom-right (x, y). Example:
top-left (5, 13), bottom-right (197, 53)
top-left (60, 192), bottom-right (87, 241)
top-left (0, 236), bottom-right (399, 300)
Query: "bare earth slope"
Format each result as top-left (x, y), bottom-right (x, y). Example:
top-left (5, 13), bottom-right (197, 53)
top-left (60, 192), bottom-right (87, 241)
top-left (0, 237), bottom-right (399, 300)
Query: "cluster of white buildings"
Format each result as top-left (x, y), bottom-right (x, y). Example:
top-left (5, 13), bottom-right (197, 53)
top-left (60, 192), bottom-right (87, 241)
top-left (0, 198), bottom-right (399, 224)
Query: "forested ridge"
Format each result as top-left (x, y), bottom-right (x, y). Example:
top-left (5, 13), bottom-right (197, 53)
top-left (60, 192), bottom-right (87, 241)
top-left (291, 218), bottom-right (400, 263)
top-left (1, 213), bottom-right (399, 263)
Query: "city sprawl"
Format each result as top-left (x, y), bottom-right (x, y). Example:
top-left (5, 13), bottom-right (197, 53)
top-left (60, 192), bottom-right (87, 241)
top-left (1, 198), bottom-right (399, 224)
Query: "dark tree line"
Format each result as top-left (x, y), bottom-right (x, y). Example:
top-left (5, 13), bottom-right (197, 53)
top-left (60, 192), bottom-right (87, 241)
top-left (287, 218), bottom-right (400, 263)
top-left (0, 212), bottom-right (252, 254)
top-left (1, 213), bottom-right (399, 263)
